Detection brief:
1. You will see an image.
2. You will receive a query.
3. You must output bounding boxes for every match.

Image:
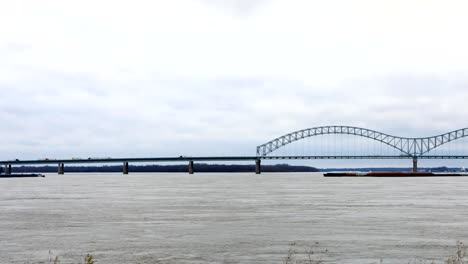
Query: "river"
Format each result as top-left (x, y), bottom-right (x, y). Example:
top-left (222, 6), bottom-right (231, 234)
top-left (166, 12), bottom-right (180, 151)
top-left (1, 173), bottom-right (467, 263)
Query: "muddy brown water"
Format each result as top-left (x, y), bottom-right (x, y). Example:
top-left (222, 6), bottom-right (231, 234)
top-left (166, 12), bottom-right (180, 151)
top-left (0, 173), bottom-right (467, 263)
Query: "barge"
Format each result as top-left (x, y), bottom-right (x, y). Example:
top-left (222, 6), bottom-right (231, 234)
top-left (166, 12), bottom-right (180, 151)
top-left (0, 173), bottom-right (45, 178)
top-left (324, 172), bottom-right (468, 177)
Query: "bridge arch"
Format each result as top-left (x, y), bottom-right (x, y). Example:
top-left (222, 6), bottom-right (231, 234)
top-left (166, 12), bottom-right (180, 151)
top-left (256, 126), bottom-right (468, 157)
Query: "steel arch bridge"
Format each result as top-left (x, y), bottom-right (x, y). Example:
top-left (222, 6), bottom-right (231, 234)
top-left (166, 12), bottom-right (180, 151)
top-left (256, 126), bottom-right (468, 157)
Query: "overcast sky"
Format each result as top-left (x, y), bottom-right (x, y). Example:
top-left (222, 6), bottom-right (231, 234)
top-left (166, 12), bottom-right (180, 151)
top-left (1, 0), bottom-right (468, 161)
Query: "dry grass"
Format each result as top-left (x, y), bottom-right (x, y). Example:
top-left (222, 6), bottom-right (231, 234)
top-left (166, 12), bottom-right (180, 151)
top-left (283, 241), bottom-right (467, 264)
top-left (283, 241), bottom-right (328, 264)
top-left (47, 252), bottom-right (96, 264)
top-left (446, 241), bottom-right (466, 264)
top-left (83, 254), bottom-right (95, 264)
top-left (41, 241), bottom-right (467, 264)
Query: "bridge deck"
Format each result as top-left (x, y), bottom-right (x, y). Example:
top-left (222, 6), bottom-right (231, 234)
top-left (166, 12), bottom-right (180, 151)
top-left (1, 155), bottom-right (468, 165)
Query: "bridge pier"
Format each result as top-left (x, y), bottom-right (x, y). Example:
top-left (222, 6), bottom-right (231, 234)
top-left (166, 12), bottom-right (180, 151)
top-left (123, 162), bottom-right (129, 174)
top-left (58, 163), bottom-right (64, 175)
top-left (4, 164), bottom-right (11, 174)
top-left (255, 159), bottom-right (261, 174)
top-left (188, 160), bottom-right (194, 174)
top-left (412, 157), bottom-right (418, 172)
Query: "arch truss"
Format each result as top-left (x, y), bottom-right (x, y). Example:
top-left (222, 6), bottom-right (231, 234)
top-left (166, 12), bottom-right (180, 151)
top-left (256, 126), bottom-right (468, 157)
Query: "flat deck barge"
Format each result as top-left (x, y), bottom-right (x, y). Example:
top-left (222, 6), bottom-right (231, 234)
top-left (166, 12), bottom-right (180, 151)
top-left (0, 174), bottom-right (45, 178)
top-left (324, 172), bottom-right (468, 177)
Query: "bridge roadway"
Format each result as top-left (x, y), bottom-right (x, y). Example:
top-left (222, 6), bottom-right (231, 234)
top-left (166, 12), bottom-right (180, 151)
top-left (1, 155), bottom-right (468, 175)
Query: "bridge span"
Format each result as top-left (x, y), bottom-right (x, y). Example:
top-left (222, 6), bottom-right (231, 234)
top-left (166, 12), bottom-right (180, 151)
top-left (257, 126), bottom-right (468, 157)
top-left (1, 155), bottom-right (468, 175)
top-left (1, 126), bottom-right (468, 175)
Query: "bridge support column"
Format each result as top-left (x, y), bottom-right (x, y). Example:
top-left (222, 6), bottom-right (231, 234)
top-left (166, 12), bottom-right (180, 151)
top-left (412, 157), bottom-right (418, 172)
top-left (123, 162), bottom-right (129, 174)
top-left (188, 161), bottom-right (194, 174)
top-left (58, 163), bottom-right (64, 175)
top-left (4, 164), bottom-right (11, 174)
top-left (255, 159), bottom-right (261, 174)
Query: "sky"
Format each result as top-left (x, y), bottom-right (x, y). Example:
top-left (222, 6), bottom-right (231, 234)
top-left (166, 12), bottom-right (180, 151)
top-left (1, 0), bottom-right (468, 163)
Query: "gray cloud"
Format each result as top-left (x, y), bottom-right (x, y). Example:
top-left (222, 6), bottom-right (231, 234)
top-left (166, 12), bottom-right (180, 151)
top-left (1, 69), bottom-right (468, 160)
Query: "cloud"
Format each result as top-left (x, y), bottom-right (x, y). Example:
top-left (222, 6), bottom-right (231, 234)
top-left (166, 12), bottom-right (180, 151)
top-left (198, 0), bottom-right (274, 16)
